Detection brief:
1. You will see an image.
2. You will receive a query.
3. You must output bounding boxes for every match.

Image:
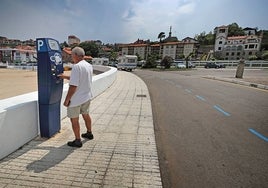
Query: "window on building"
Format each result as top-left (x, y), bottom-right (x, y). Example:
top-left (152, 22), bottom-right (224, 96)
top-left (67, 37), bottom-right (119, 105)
top-left (237, 45), bottom-right (243, 51)
top-left (249, 44), bottom-right (255, 49)
top-left (231, 52), bottom-right (235, 56)
top-left (219, 41), bottom-right (222, 44)
top-left (245, 45), bottom-right (248, 49)
top-left (237, 52), bottom-right (240, 56)
top-left (226, 52), bottom-right (229, 56)
top-left (219, 29), bottom-right (226, 33)
top-left (249, 51), bottom-right (252, 55)
top-left (218, 47), bottom-right (221, 50)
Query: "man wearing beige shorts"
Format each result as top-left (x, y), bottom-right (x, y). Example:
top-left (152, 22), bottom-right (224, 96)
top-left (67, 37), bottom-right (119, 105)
top-left (59, 47), bottom-right (93, 147)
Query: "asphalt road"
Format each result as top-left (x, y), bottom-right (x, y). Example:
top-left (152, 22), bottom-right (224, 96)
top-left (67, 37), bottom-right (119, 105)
top-left (134, 69), bottom-right (268, 188)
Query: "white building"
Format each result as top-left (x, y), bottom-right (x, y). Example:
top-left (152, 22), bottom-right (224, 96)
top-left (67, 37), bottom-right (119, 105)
top-left (68, 35), bottom-right (80, 45)
top-left (120, 40), bottom-right (198, 61)
top-left (0, 47), bottom-right (36, 64)
top-left (214, 25), bottom-right (229, 53)
top-left (214, 25), bottom-right (262, 60)
top-left (121, 43), bottom-right (148, 59)
top-left (162, 42), bottom-right (177, 59)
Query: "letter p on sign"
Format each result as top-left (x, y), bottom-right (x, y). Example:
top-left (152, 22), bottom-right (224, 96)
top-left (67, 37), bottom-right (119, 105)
top-left (37, 40), bottom-right (44, 51)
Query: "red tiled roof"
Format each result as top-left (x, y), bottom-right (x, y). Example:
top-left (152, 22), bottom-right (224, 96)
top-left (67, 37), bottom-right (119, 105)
top-left (16, 45), bottom-right (35, 50)
top-left (150, 44), bottom-right (160, 47)
top-left (63, 47), bottom-right (72, 55)
top-left (162, 41), bottom-right (180, 45)
top-left (227, 36), bottom-right (247, 40)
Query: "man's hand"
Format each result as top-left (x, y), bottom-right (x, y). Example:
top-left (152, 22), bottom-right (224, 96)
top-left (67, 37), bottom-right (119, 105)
top-left (64, 99), bottom-right (70, 107)
top-left (64, 85), bottom-right (77, 107)
top-left (58, 74), bottom-right (70, 80)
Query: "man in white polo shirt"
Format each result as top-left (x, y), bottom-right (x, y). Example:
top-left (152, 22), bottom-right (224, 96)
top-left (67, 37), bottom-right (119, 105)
top-left (59, 47), bottom-right (93, 147)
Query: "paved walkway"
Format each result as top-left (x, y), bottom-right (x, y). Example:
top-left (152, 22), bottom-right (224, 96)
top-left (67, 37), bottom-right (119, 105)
top-left (0, 71), bottom-right (162, 188)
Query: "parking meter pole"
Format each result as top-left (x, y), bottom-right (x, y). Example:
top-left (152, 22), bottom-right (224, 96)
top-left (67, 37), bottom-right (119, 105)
top-left (235, 59), bottom-right (245, 78)
top-left (36, 38), bottom-right (63, 138)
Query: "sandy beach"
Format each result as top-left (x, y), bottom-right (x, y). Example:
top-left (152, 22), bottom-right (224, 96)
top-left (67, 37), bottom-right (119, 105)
top-left (0, 69), bottom-right (38, 99)
top-left (0, 68), bottom-right (70, 100)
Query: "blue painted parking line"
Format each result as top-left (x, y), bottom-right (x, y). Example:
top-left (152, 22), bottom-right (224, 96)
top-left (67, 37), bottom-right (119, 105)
top-left (248, 128), bottom-right (268, 142)
top-left (196, 95), bottom-right (206, 101)
top-left (213, 105), bottom-right (231, 116)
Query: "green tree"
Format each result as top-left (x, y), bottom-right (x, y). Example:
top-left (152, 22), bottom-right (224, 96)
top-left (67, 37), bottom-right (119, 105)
top-left (185, 52), bottom-right (194, 68)
top-left (143, 54), bottom-right (158, 68)
top-left (177, 53), bottom-right (185, 60)
top-left (109, 51), bottom-right (118, 61)
top-left (135, 53), bottom-right (142, 61)
top-left (195, 31), bottom-right (215, 45)
top-left (261, 51), bottom-right (268, 60)
top-left (227, 23), bottom-right (245, 37)
top-left (79, 42), bottom-right (100, 57)
top-left (249, 55), bottom-right (257, 60)
top-left (158, 32), bottom-right (165, 42)
top-left (205, 31), bottom-right (215, 45)
top-left (161, 56), bottom-right (172, 69)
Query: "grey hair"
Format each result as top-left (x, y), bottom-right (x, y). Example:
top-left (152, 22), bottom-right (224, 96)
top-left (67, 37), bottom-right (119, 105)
top-left (72, 47), bottom-right (85, 57)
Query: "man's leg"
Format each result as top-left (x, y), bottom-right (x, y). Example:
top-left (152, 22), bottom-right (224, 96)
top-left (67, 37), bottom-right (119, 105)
top-left (67, 106), bottom-right (82, 147)
top-left (82, 113), bottom-right (92, 132)
top-left (81, 113), bottom-right (94, 140)
top-left (70, 117), bottom-right (80, 139)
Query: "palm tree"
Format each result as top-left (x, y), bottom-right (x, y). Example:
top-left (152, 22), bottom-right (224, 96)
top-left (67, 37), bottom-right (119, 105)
top-left (185, 52), bottom-right (194, 68)
top-left (158, 32), bottom-right (165, 42)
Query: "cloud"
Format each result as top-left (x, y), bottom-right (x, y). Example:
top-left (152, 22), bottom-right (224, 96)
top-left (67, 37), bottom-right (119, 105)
top-left (119, 0), bottom-right (199, 42)
top-left (122, 8), bottom-right (136, 21)
top-left (176, 1), bottom-right (196, 15)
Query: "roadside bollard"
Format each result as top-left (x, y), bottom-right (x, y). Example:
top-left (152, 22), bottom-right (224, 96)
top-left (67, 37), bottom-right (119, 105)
top-left (235, 59), bottom-right (245, 78)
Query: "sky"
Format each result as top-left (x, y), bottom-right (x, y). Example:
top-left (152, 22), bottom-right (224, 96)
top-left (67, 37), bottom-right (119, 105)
top-left (0, 0), bottom-right (267, 44)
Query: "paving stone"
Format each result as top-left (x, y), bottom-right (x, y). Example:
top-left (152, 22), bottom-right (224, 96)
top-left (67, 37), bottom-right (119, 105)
top-left (0, 71), bottom-right (162, 187)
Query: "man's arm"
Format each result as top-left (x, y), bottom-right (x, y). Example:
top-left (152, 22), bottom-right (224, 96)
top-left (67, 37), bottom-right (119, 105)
top-left (58, 73), bottom-right (70, 80)
top-left (64, 85), bottom-right (77, 107)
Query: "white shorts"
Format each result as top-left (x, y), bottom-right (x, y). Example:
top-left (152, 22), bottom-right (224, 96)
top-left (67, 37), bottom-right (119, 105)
top-left (67, 100), bottom-right (91, 118)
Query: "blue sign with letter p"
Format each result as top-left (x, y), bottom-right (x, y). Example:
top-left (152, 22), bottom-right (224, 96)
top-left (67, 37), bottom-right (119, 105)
top-left (36, 38), bottom-right (47, 52)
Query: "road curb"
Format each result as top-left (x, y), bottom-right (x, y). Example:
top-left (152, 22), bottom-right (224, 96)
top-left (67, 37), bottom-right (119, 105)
top-left (203, 76), bottom-right (268, 90)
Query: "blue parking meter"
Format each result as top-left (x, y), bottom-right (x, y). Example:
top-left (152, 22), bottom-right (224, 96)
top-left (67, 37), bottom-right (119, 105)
top-left (36, 38), bottom-right (63, 138)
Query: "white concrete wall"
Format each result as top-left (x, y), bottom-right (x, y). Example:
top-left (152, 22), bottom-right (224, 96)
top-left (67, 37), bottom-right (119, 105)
top-left (0, 66), bottom-right (117, 160)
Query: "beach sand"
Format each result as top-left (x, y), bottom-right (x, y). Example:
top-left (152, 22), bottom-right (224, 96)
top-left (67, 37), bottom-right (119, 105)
top-left (0, 68), bottom-right (70, 100)
top-left (0, 69), bottom-right (38, 99)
